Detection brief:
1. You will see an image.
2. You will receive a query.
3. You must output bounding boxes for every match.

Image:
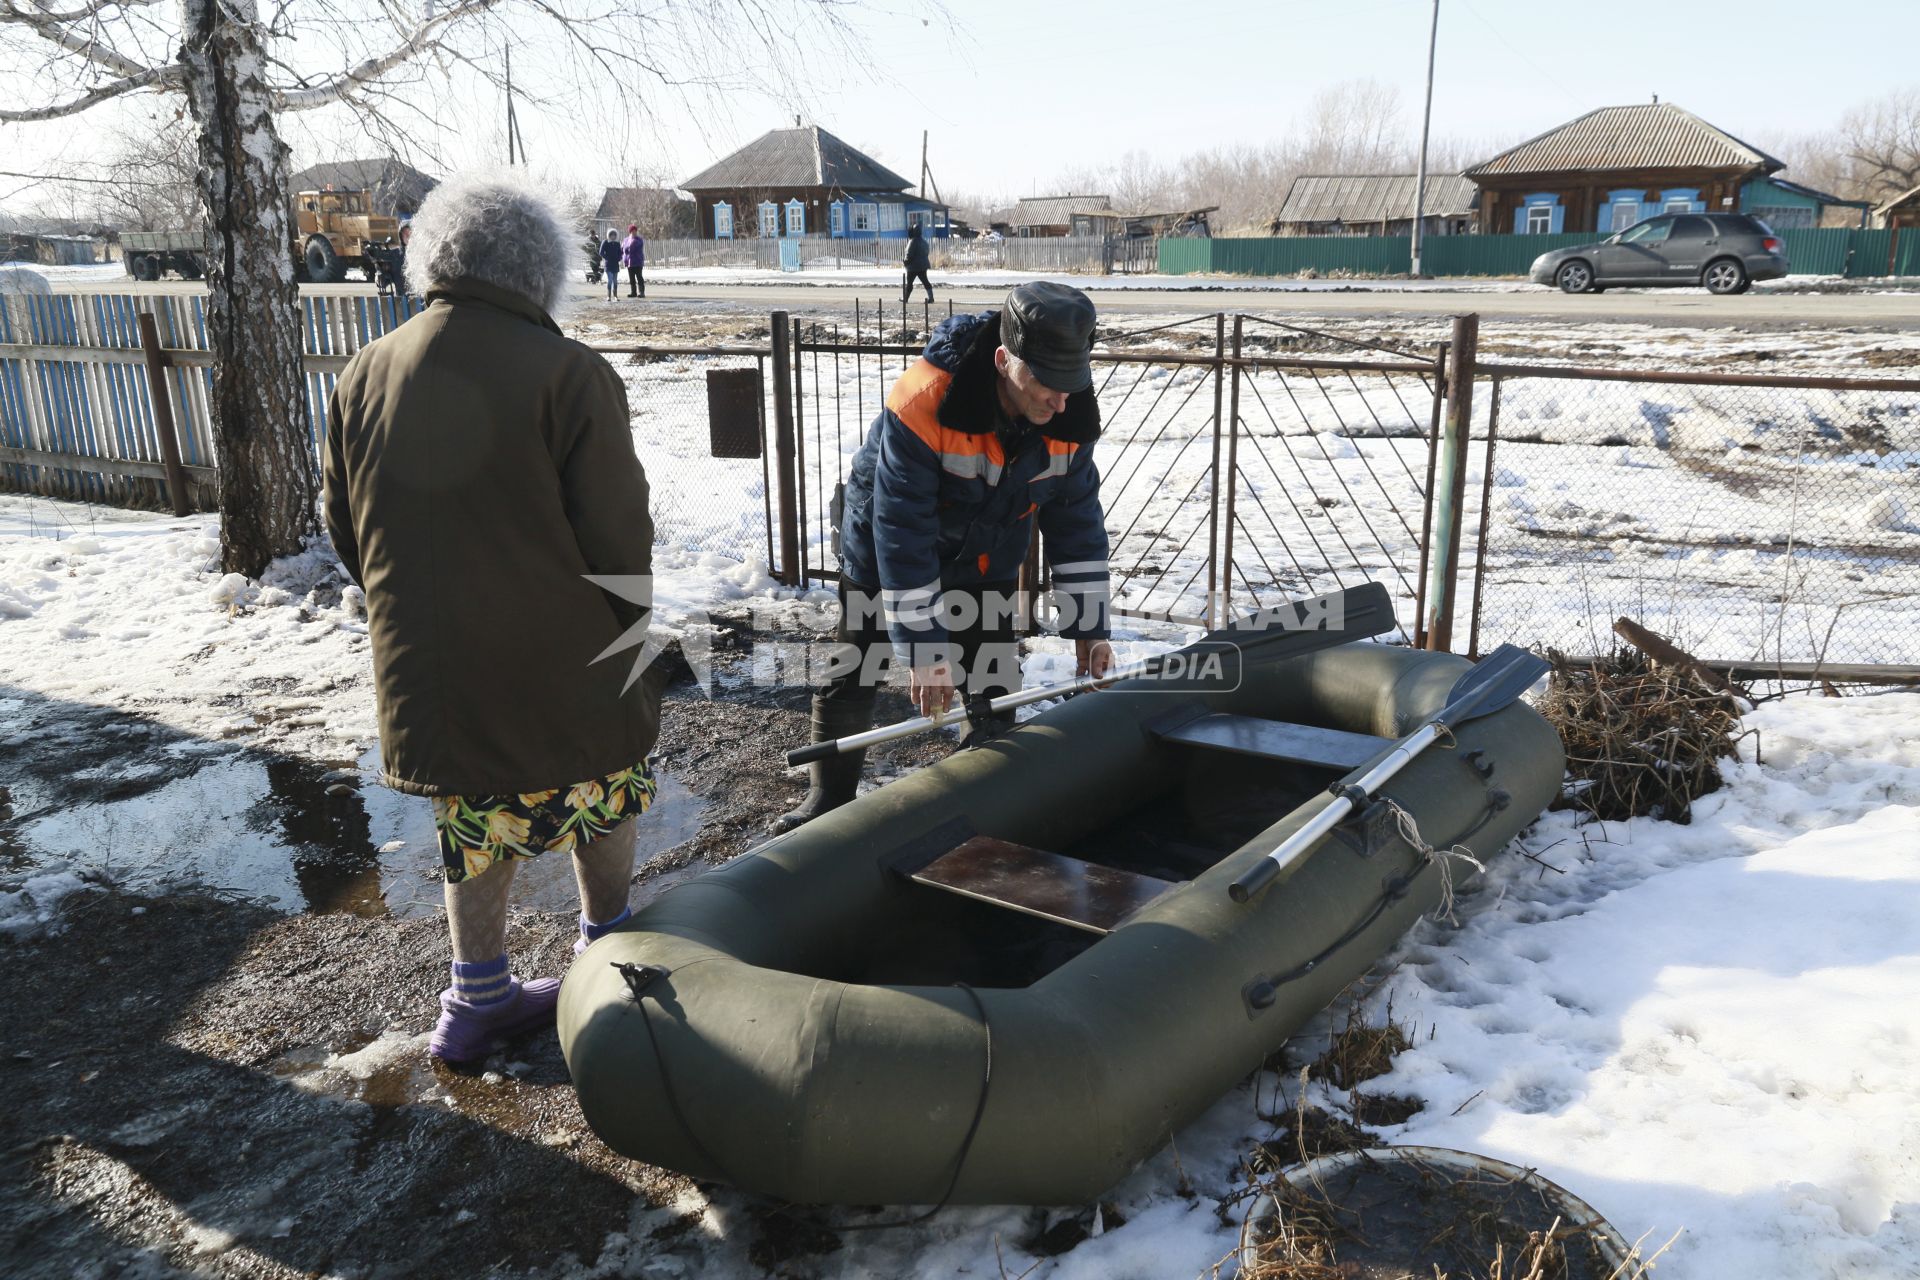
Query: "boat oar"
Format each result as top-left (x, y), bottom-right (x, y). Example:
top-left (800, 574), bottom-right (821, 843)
top-left (1227, 643), bottom-right (1551, 904)
top-left (786, 581), bottom-right (1396, 768)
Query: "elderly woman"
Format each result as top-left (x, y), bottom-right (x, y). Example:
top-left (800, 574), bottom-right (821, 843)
top-left (322, 174), bottom-right (661, 1065)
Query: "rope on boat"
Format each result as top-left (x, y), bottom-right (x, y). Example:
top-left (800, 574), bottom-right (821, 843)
top-left (842, 981), bottom-right (995, 1230)
top-left (1382, 798), bottom-right (1486, 924)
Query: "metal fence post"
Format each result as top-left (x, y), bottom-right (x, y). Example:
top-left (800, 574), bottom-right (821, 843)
top-left (1205, 313), bottom-right (1225, 628)
top-left (1411, 339), bottom-right (1450, 649)
top-left (770, 310), bottom-right (800, 586)
top-left (1220, 314), bottom-right (1244, 624)
top-left (136, 310), bottom-right (193, 517)
top-left (1422, 313), bottom-right (1479, 652)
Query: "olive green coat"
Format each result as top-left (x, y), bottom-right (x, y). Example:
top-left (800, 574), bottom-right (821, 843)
top-left (322, 278), bottom-right (658, 797)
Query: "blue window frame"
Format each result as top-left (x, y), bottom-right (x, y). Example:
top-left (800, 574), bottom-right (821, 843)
top-left (830, 202), bottom-right (845, 237)
top-left (1515, 193), bottom-right (1564, 235)
top-left (1661, 188), bottom-right (1703, 214)
top-left (1604, 188), bottom-right (1644, 233)
top-left (712, 202), bottom-right (733, 239)
top-left (784, 200), bottom-right (805, 237)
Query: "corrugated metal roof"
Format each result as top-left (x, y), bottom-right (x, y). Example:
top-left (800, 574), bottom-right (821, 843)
top-left (1275, 173), bottom-right (1477, 225)
top-left (1465, 103), bottom-right (1782, 177)
top-left (594, 187), bottom-right (691, 220)
top-left (681, 126), bottom-right (911, 193)
top-left (1875, 183), bottom-right (1920, 215)
top-left (289, 158), bottom-right (438, 213)
top-left (1008, 194), bottom-right (1114, 227)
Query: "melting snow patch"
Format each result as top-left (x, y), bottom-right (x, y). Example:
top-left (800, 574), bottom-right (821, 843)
top-left (325, 1030), bottom-right (426, 1080)
top-left (0, 866), bottom-right (103, 938)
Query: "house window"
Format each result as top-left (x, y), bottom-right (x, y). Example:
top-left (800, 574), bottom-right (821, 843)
top-left (850, 203), bottom-right (877, 233)
top-left (712, 202), bottom-right (733, 238)
top-left (1604, 189), bottom-right (1642, 233)
top-left (1753, 204), bottom-right (1814, 230)
top-left (1514, 193), bottom-right (1563, 235)
top-left (758, 202), bottom-right (779, 238)
top-left (880, 202), bottom-right (905, 233)
top-left (784, 200), bottom-right (805, 236)
top-left (830, 203), bottom-right (845, 237)
top-left (1661, 188), bottom-right (1703, 214)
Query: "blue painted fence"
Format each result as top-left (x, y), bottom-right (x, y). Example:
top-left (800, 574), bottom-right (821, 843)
top-left (0, 291), bottom-right (424, 506)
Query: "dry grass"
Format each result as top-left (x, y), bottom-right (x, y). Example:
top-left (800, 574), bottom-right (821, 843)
top-left (1540, 646), bottom-right (1746, 824)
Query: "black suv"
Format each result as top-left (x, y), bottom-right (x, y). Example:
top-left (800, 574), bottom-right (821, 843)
top-left (1529, 213), bottom-right (1789, 294)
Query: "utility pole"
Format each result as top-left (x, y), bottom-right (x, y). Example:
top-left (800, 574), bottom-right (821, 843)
top-left (505, 45), bottom-right (525, 166)
top-left (1410, 0), bottom-right (1440, 277)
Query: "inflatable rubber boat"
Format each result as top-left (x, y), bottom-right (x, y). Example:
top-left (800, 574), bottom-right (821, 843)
top-left (559, 639), bottom-right (1563, 1205)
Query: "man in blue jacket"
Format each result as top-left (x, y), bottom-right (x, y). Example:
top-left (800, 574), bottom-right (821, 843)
top-left (774, 282), bottom-right (1114, 832)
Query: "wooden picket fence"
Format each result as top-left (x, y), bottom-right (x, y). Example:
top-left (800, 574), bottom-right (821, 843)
top-left (0, 291), bottom-right (424, 509)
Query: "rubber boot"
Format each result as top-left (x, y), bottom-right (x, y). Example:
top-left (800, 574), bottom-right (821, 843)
top-left (769, 696), bottom-right (872, 835)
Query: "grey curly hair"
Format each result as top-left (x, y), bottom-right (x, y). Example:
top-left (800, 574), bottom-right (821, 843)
top-left (404, 171), bottom-right (573, 315)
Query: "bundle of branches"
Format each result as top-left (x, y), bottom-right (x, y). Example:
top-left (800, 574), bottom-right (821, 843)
top-left (1239, 1150), bottom-right (1625, 1280)
top-left (1541, 645), bottom-right (1745, 824)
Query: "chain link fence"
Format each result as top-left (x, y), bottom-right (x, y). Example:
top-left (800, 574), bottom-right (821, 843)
top-left (594, 347), bottom-right (774, 568)
top-left (1467, 369), bottom-right (1920, 668)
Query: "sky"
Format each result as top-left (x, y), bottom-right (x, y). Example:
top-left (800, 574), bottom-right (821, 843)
top-left (2, 0), bottom-right (1918, 215)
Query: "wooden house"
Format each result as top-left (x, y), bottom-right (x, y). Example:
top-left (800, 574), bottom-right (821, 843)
top-left (681, 125), bottom-right (949, 240)
top-left (1466, 102), bottom-right (1798, 235)
top-left (1006, 195), bottom-right (1113, 238)
top-left (1272, 174), bottom-right (1476, 237)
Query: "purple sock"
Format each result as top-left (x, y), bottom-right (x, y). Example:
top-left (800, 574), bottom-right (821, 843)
top-left (579, 906), bottom-right (631, 943)
top-left (450, 954), bottom-right (512, 1007)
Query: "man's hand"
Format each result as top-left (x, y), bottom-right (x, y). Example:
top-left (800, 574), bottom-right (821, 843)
top-left (910, 662), bottom-right (957, 718)
top-left (1076, 638), bottom-right (1116, 681)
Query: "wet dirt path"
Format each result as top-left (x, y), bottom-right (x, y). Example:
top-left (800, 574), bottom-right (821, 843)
top-left (0, 622), bottom-right (949, 1279)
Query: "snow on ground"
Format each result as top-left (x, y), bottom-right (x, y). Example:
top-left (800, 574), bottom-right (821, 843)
top-left (5, 479), bottom-right (1920, 1275)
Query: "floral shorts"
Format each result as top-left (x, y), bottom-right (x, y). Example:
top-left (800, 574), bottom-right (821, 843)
top-left (431, 759), bottom-right (658, 883)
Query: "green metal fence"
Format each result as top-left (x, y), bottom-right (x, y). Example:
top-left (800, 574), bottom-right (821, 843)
top-left (1160, 227), bottom-right (1920, 279)
top-left (1897, 229), bottom-right (1920, 277)
top-left (1421, 234), bottom-right (1594, 277)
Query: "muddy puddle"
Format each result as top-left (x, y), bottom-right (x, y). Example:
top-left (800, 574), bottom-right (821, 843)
top-left (0, 697), bottom-right (708, 920)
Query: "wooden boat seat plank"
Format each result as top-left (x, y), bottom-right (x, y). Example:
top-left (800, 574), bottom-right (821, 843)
top-left (910, 836), bottom-right (1176, 935)
top-left (1158, 713), bottom-right (1392, 771)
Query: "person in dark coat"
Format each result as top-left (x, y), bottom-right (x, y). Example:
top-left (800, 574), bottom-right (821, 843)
top-left (323, 174), bottom-right (662, 1064)
top-left (621, 223), bottom-right (646, 297)
top-left (598, 229), bottom-right (622, 300)
top-left (902, 222), bottom-right (933, 305)
top-left (774, 282), bottom-right (1113, 832)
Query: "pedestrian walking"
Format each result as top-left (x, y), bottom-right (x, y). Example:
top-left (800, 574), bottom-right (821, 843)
top-left (902, 221), bottom-right (933, 306)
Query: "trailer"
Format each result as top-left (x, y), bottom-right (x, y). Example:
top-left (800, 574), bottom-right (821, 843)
top-left (120, 230), bottom-right (205, 281)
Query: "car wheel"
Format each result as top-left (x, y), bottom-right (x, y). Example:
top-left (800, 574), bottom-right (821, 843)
top-left (304, 236), bottom-right (344, 284)
top-left (1703, 258), bottom-right (1747, 295)
top-left (131, 255), bottom-right (159, 282)
top-left (1556, 260), bottom-right (1593, 294)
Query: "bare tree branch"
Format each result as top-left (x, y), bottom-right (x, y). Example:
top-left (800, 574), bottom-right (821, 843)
top-left (0, 59), bottom-right (179, 120)
top-left (271, 0), bottom-right (502, 111)
top-left (0, 0), bottom-right (155, 77)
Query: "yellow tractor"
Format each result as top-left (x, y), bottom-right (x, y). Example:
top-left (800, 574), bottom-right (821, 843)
top-left (293, 187), bottom-right (405, 285)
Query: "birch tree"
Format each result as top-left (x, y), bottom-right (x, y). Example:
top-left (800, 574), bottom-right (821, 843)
top-left (0, 0), bottom-right (858, 576)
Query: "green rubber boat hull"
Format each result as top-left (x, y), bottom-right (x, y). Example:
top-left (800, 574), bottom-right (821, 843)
top-left (559, 642), bottom-right (1563, 1205)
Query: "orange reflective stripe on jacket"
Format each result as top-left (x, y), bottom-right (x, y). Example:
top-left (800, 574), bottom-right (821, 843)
top-left (886, 358), bottom-right (1083, 484)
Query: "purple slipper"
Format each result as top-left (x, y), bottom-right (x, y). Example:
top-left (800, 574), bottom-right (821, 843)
top-left (428, 976), bottom-right (560, 1064)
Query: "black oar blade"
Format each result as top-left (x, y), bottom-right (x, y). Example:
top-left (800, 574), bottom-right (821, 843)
top-left (1194, 581), bottom-right (1397, 665)
top-left (1435, 643), bottom-right (1550, 729)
